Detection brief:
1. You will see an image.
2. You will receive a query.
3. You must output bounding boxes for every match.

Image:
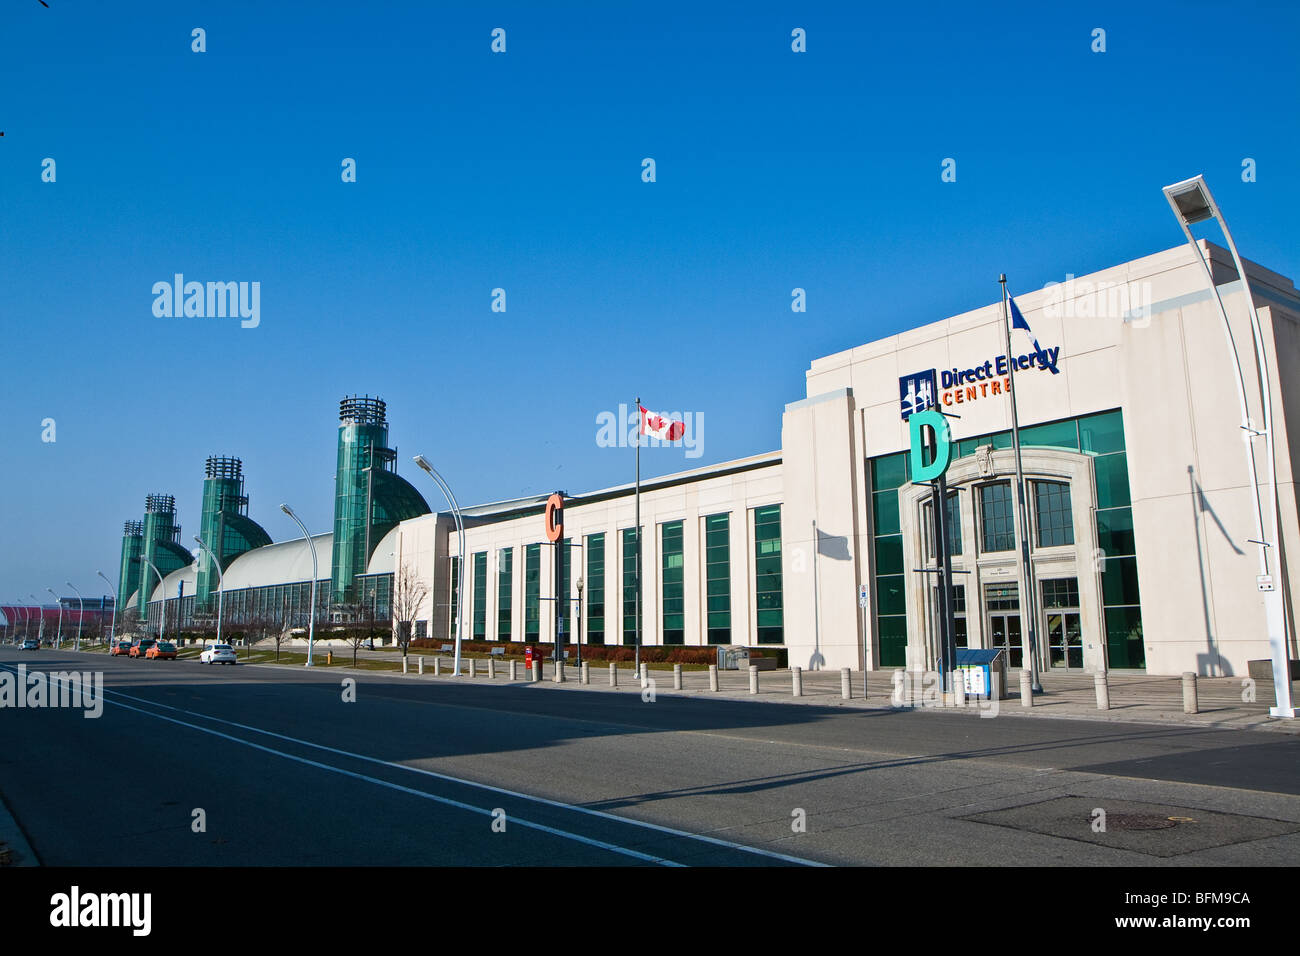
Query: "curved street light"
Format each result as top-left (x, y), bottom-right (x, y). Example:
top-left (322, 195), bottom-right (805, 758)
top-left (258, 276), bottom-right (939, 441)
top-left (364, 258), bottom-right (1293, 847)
top-left (279, 504), bottom-right (318, 667)
top-left (194, 535), bottom-right (226, 649)
top-left (96, 570), bottom-right (118, 645)
top-left (66, 581), bottom-right (84, 651)
top-left (139, 557), bottom-right (166, 642)
top-left (45, 588), bottom-right (63, 647)
top-left (29, 595), bottom-right (41, 642)
top-left (413, 455), bottom-right (466, 677)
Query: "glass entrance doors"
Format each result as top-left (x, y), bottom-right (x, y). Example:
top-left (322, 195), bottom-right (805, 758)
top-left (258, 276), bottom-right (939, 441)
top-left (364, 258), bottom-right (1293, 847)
top-left (984, 583), bottom-right (1023, 668)
top-left (1042, 577), bottom-right (1083, 669)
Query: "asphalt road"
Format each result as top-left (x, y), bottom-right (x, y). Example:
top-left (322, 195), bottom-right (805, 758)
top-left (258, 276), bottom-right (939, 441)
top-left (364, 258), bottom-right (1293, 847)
top-left (1, 647), bottom-right (1298, 866)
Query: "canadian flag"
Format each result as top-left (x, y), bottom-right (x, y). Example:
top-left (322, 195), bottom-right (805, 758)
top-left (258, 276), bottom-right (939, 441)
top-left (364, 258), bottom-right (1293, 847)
top-left (640, 405), bottom-right (685, 441)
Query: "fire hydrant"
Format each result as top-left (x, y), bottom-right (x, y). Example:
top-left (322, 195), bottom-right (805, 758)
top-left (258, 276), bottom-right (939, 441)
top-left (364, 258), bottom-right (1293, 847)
top-left (327, 651), bottom-right (333, 664)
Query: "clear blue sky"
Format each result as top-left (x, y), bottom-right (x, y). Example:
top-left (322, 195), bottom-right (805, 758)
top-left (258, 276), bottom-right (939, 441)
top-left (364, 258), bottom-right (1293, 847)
top-left (2, 0), bottom-right (1297, 605)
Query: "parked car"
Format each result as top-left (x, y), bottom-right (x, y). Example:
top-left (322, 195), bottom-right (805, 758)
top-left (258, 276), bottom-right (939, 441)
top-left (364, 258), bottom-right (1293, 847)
top-left (199, 643), bottom-right (237, 665)
top-left (111, 641), bottom-right (133, 657)
top-left (129, 639), bottom-right (157, 658)
top-left (146, 641), bottom-right (177, 660)
top-left (19, 639), bottom-right (39, 651)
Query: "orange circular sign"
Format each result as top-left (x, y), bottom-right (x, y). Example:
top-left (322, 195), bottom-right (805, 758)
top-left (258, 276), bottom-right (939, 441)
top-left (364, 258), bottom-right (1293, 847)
top-left (544, 493), bottom-right (564, 542)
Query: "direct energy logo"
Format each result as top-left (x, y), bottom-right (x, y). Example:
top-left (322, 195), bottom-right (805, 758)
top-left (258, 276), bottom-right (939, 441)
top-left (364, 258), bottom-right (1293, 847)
top-left (899, 345), bottom-right (1061, 418)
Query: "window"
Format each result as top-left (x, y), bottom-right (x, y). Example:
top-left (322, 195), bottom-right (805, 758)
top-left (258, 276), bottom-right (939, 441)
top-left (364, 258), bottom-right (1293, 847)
top-left (979, 482), bottom-right (1015, 552)
top-left (1041, 577), bottom-right (1080, 609)
top-left (923, 493), bottom-right (962, 557)
top-left (754, 505), bottom-right (784, 644)
top-left (622, 528), bottom-right (640, 646)
top-left (414, 620), bottom-right (427, 639)
top-left (497, 548), bottom-right (512, 641)
top-left (586, 533), bottom-right (605, 645)
top-left (1034, 481), bottom-right (1074, 547)
top-left (661, 521), bottom-right (684, 644)
top-left (524, 544), bottom-right (540, 641)
top-left (472, 552), bottom-right (487, 639)
top-left (705, 514), bottom-right (731, 644)
top-left (932, 583), bottom-right (968, 647)
top-left (448, 556), bottom-right (460, 639)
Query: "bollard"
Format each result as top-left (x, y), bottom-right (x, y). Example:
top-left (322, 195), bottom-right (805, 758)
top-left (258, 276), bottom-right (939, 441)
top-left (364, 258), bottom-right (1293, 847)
top-left (488, 658), bottom-right (496, 680)
top-left (402, 657), bottom-right (408, 674)
top-left (554, 659), bottom-right (565, 683)
top-left (1094, 672), bottom-right (1110, 710)
top-left (841, 667), bottom-right (852, 700)
top-left (639, 663), bottom-right (649, 683)
top-left (609, 661), bottom-right (618, 687)
top-left (581, 661), bottom-right (590, 684)
top-left (434, 656), bottom-right (441, 676)
top-left (531, 660), bottom-right (541, 683)
top-left (792, 666), bottom-right (802, 697)
top-left (468, 658), bottom-right (477, 679)
top-left (749, 664), bottom-right (759, 695)
top-left (673, 664), bottom-right (683, 690)
top-left (1183, 671), bottom-right (1199, 714)
top-left (709, 664), bottom-right (718, 692)
top-left (952, 671), bottom-right (965, 707)
top-left (418, 656), bottom-right (424, 676)
top-left (509, 659), bottom-right (517, 681)
top-left (1019, 669), bottom-right (1033, 707)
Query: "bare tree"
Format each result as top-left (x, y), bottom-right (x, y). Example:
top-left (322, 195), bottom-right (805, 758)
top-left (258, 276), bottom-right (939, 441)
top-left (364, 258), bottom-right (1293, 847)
top-left (390, 562), bottom-right (429, 664)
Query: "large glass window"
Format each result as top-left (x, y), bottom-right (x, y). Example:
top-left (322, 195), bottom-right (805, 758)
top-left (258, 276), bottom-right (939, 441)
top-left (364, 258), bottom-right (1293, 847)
top-left (661, 521), bottom-right (684, 644)
top-left (871, 453), bottom-right (909, 667)
top-left (448, 556), bottom-right (460, 640)
top-left (586, 533), bottom-right (605, 645)
top-left (705, 514), bottom-right (731, 644)
top-left (923, 493), bottom-right (962, 557)
top-left (754, 505), bottom-right (784, 644)
top-left (1034, 481), bottom-right (1074, 548)
top-left (472, 552), bottom-right (487, 639)
top-left (979, 482), bottom-right (1015, 552)
top-left (497, 548), bottom-right (512, 641)
top-left (622, 528), bottom-right (640, 646)
top-left (524, 544), bottom-right (540, 641)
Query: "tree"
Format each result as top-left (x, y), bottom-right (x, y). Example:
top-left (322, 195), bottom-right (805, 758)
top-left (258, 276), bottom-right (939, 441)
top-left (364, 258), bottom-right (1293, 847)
top-left (389, 563), bottom-right (429, 664)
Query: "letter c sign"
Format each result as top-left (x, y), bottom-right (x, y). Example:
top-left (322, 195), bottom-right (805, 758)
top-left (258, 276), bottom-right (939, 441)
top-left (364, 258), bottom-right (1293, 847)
top-left (544, 493), bottom-right (564, 542)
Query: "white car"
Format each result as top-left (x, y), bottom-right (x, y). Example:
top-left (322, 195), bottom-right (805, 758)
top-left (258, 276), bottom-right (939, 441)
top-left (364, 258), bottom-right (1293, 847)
top-left (200, 643), bottom-right (237, 665)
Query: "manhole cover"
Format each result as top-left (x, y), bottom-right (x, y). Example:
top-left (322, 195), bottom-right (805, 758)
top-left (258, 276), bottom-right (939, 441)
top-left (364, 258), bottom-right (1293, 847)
top-left (1102, 813), bottom-right (1178, 831)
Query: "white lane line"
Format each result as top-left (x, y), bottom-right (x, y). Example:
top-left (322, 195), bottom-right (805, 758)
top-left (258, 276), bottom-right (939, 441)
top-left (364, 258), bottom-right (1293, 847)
top-left (101, 683), bottom-right (828, 867)
top-left (0, 666), bottom-right (678, 867)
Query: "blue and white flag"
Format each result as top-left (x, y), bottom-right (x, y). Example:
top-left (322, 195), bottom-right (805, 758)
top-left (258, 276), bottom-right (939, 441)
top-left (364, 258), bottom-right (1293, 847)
top-left (1008, 292), bottom-right (1059, 375)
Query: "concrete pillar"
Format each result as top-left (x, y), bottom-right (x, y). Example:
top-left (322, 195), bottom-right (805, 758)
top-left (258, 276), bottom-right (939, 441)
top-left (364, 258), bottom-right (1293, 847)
top-left (952, 671), bottom-right (965, 707)
top-left (509, 659), bottom-right (517, 681)
top-left (581, 661), bottom-right (590, 684)
top-left (792, 666), bottom-right (802, 697)
top-left (1094, 672), bottom-right (1110, 710)
top-left (673, 664), bottom-right (683, 690)
top-left (402, 657), bottom-right (408, 674)
top-left (418, 656), bottom-right (424, 676)
top-left (434, 656), bottom-right (441, 676)
top-left (609, 661), bottom-right (617, 687)
top-left (709, 664), bottom-right (718, 692)
top-left (1183, 672), bottom-right (1199, 714)
top-left (531, 660), bottom-right (540, 683)
top-left (488, 658), bottom-right (496, 680)
top-left (468, 658), bottom-right (477, 678)
top-left (639, 663), bottom-right (649, 683)
top-left (841, 667), bottom-right (851, 700)
top-left (1020, 669), bottom-right (1033, 707)
top-left (749, 664), bottom-right (759, 695)
top-left (554, 659), bottom-right (565, 683)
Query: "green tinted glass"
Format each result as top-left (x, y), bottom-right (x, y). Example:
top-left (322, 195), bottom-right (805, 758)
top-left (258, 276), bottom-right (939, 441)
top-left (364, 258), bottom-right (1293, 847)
top-left (1080, 410), bottom-right (1125, 455)
top-left (1095, 453), bottom-right (1132, 509)
top-left (873, 490), bottom-right (900, 536)
top-left (874, 535), bottom-right (904, 575)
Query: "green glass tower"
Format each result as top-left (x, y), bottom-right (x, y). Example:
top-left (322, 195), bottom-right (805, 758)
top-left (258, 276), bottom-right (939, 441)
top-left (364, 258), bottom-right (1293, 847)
top-left (117, 521), bottom-right (143, 612)
top-left (195, 456), bottom-right (272, 614)
top-left (136, 494), bottom-right (194, 611)
top-left (330, 396), bottom-right (431, 608)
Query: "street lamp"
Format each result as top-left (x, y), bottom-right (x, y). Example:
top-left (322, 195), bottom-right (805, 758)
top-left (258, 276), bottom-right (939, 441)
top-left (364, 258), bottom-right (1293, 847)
top-left (279, 504), bottom-right (318, 667)
top-left (66, 581), bottom-right (84, 651)
top-left (45, 588), bottom-right (63, 647)
top-left (138, 558), bottom-right (166, 642)
top-left (1164, 174), bottom-right (1294, 718)
top-left (575, 576), bottom-right (584, 669)
top-left (194, 535), bottom-right (226, 649)
top-left (97, 570), bottom-right (118, 645)
top-left (29, 594), bottom-right (42, 642)
top-left (413, 456), bottom-right (466, 677)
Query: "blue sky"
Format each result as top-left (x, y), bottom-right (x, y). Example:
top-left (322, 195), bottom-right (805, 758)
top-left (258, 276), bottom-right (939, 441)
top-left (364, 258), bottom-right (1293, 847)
top-left (2, 0), bottom-right (1298, 605)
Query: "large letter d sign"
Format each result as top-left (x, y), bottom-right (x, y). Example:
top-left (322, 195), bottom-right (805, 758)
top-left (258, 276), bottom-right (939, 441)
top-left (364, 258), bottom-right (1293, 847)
top-left (909, 409), bottom-right (952, 483)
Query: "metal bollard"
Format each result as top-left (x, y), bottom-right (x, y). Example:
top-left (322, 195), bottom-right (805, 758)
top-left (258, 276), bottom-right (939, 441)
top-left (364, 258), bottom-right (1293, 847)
top-left (468, 658), bottom-right (477, 678)
top-left (1094, 672), bottom-right (1110, 710)
top-left (792, 666), bottom-right (802, 697)
top-left (609, 661), bottom-right (617, 686)
top-left (841, 667), bottom-right (852, 700)
top-left (952, 671), bottom-right (965, 707)
top-left (531, 660), bottom-right (540, 683)
top-left (488, 658), bottom-right (496, 680)
top-left (749, 664), bottom-right (759, 695)
top-left (434, 656), bottom-right (441, 676)
top-left (709, 664), bottom-right (719, 692)
top-left (509, 659), bottom-right (517, 681)
top-left (1183, 672), bottom-right (1199, 714)
top-left (673, 664), bottom-right (683, 690)
top-left (581, 661), bottom-right (590, 684)
top-left (418, 656), bottom-right (424, 676)
top-left (1020, 669), bottom-right (1033, 707)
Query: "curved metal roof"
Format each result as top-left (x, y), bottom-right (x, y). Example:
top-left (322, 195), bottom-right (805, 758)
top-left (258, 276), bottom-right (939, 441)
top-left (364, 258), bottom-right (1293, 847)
top-left (220, 532), bottom-right (333, 592)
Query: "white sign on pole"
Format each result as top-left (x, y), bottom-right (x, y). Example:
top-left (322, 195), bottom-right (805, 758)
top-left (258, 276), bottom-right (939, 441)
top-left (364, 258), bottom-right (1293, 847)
top-left (858, 584), bottom-right (869, 609)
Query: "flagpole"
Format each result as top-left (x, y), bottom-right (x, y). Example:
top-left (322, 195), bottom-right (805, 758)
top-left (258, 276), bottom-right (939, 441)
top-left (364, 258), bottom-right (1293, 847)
top-left (634, 397), bottom-right (642, 679)
top-left (1001, 276), bottom-right (1042, 694)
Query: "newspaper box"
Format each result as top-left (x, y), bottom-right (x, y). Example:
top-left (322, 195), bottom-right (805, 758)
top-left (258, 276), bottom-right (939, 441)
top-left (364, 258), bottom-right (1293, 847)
top-left (956, 648), bottom-right (1008, 699)
top-left (717, 646), bottom-right (750, 671)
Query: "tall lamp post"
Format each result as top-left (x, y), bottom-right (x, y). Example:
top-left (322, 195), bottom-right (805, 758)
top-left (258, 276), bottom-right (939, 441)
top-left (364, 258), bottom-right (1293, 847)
top-left (279, 504), bottom-right (318, 667)
top-left (139, 558), bottom-right (166, 642)
top-left (45, 588), bottom-right (63, 647)
top-left (1163, 174), bottom-right (1294, 719)
top-left (65, 581), bottom-right (84, 651)
top-left (97, 570), bottom-right (118, 645)
top-left (194, 535), bottom-right (227, 649)
top-left (29, 594), bottom-right (43, 643)
top-left (413, 456), bottom-right (466, 677)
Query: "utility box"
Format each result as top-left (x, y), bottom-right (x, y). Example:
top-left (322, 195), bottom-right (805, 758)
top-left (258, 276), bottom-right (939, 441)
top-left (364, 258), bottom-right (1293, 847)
top-left (956, 648), bottom-right (1008, 699)
top-left (717, 646), bottom-right (750, 670)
